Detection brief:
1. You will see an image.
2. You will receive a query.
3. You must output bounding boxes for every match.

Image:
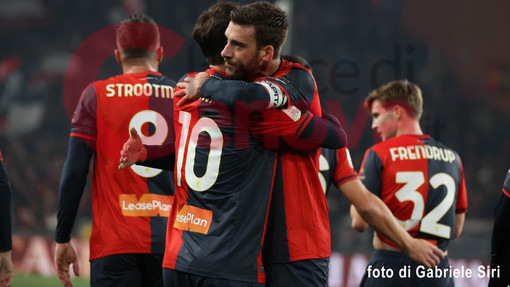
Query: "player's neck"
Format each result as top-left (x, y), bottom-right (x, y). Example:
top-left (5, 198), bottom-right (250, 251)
top-left (122, 60), bottom-right (158, 74)
top-left (397, 120), bottom-right (423, 137)
top-left (210, 64), bottom-right (226, 73)
top-left (257, 58), bottom-right (281, 79)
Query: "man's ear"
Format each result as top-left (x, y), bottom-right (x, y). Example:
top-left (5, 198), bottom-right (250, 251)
top-left (156, 46), bottom-right (163, 62)
top-left (393, 105), bottom-right (405, 120)
top-left (260, 45), bottom-right (274, 61)
top-left (114, 49), bottom-right (122, 65)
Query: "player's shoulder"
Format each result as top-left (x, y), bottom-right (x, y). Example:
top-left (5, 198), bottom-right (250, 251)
top-left (422, 136), bottom-right (462, 158)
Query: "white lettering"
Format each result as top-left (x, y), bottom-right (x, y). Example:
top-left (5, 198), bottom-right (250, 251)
top-left (133, 83), bottom-right (143, 96)
top-left (407, 146), bottom-right (416, 160)
top-left (398, 146), bottom-right (408, 160)
top-left (390, 147), bottom-right (399, 161)
top-left (143, 83), bottom-right (152, 96)
top-left (176, 212), bottom-right (209, 227)
top-left (104, 83), bottom-right (173, 99)
top-left (106, 84), bottom-right (115, 97)
top-left (124, 83), bottom-right (133, 97)
top-left (389, 144), bottom-right (456, 163)
top-left (116, 83), bottom-right (124, 97)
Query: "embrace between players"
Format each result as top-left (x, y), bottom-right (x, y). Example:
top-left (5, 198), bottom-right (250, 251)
top-left (52, 1), bottom-right (468, 287)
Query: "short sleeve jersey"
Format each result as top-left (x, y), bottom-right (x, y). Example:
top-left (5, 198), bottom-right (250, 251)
top-left (162, 69), bottom-right (325, 283)
top-left (360, 134), bottom-right (468, 250)
top-left (0, 150), bottom-right (12, 251)
top-left (71, 71), bottom-right (175, 260)
top-left (320, 147), bottom-right (359, 196)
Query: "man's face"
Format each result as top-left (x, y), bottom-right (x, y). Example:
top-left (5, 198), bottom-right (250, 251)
top-left (221, 22), bottom-right (263, 81)
top-left (370, 100), bottom-right (398, 141)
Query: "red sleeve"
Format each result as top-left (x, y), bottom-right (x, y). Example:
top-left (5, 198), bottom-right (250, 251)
top-left (334, 148), bottom-right (359, 187)
top-left (250, 107), bottom-right (311, 138)
top-left (70, 83), bottom-right (97, 141)
top-left (455, 159), bottom-right (468, 214)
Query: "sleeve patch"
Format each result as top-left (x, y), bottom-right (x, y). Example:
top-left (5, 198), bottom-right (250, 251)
top-left (281, 105), bottom-right (301, 122)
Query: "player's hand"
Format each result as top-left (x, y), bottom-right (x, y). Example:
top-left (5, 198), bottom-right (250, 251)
top-left (54, 242), bottom-right (79, 287)
top-left (175, 72), bottom-right (211, 106)
top-left (119, 128), bottom-right (147, 170)
top-left (405, 238), bottom-right (446, 269)
top-left (0, 250), bottom-right (13, 287)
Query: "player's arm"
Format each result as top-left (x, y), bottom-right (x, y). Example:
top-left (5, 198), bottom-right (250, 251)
top-left (251, 107), bottom-right (347, 151)
top-left (55, 84), bottom-right (98, 286)
top-left (176, 68), bottom-right (315, 111)
top-left (118, 128), bottom-right (175, 170)
top-left (343, 179), bottom-right (444, 268)
top-left (453, 161), bottom-right (468, 239)
top-left (0, 153), bottom-right (13, 287)
top-left (454, 213), bottom-right (465, 239)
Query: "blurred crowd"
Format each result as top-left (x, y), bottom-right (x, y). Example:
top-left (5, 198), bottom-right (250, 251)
top-left (0, 0), bottom-right (505, 251)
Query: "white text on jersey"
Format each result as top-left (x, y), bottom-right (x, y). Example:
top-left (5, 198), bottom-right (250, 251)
top-left (389, 144), bottom-right (456, 163)
top-left (105, 83), bottom-right (173, 98)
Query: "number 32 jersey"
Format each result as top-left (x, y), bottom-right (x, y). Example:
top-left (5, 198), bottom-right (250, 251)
top-left (360, 134), bottom-right (468, 250)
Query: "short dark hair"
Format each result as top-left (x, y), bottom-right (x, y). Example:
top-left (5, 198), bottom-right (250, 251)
top-left (230, 1), bottom-right (288, 59)
top-left (116, 14), bottom-right (160, 59)
top-left (192, 2), bottom-right (238, 65)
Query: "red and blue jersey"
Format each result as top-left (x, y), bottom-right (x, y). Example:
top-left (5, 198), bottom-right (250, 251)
top-left (0, 150), bottom-right (12, 252)
top-left (56, 71), bottom-right (175, 260)
top-left (197, 60), bottom-right (338, 264)
top-left (162, 68), bottom-right (345, 283)
top-left (319, 147), bottom-right (359, 196)
top-left (360, 134), bottom-right (468, 250)
top-left (258, 60), bottom-right (331, 263)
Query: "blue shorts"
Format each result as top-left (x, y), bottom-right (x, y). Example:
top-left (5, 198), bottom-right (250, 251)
top-left (264, 258), bottom-right (329, 287)
top-left (162, 268), bottom-right (265, 287)
top-left (360, 250), bottom-right (454, 287)
top-left (90, 253), bottom-right (163, 287)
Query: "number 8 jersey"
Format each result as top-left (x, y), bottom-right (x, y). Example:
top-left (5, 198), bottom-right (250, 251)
top-left (360, 134), bottom-right (468, 250)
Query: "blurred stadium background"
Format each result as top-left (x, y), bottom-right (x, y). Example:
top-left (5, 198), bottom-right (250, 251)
top-left (1, 0), bottom-right (507, 286)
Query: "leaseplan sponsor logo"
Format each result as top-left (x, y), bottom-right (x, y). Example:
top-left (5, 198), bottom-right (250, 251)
top-left (119, 194), bottom-right (173, 217)
top-left (174, 205), bottom-right (212, 235)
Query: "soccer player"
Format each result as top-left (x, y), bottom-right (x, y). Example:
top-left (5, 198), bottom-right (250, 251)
top-left (0, 150), bottom-right (13, 287)
top-left (54, 14), bottom-right (176, 287)
top-left (351, 80), bottom-right (468, 287)
top-left (119, 3), bottom-right (346, 286)
top-left (489, 168), bottom-right (510, 287)
top-left (178, 8), bottom-right (331, 285)
top-left (177, 3), bottom-right (445, 286)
